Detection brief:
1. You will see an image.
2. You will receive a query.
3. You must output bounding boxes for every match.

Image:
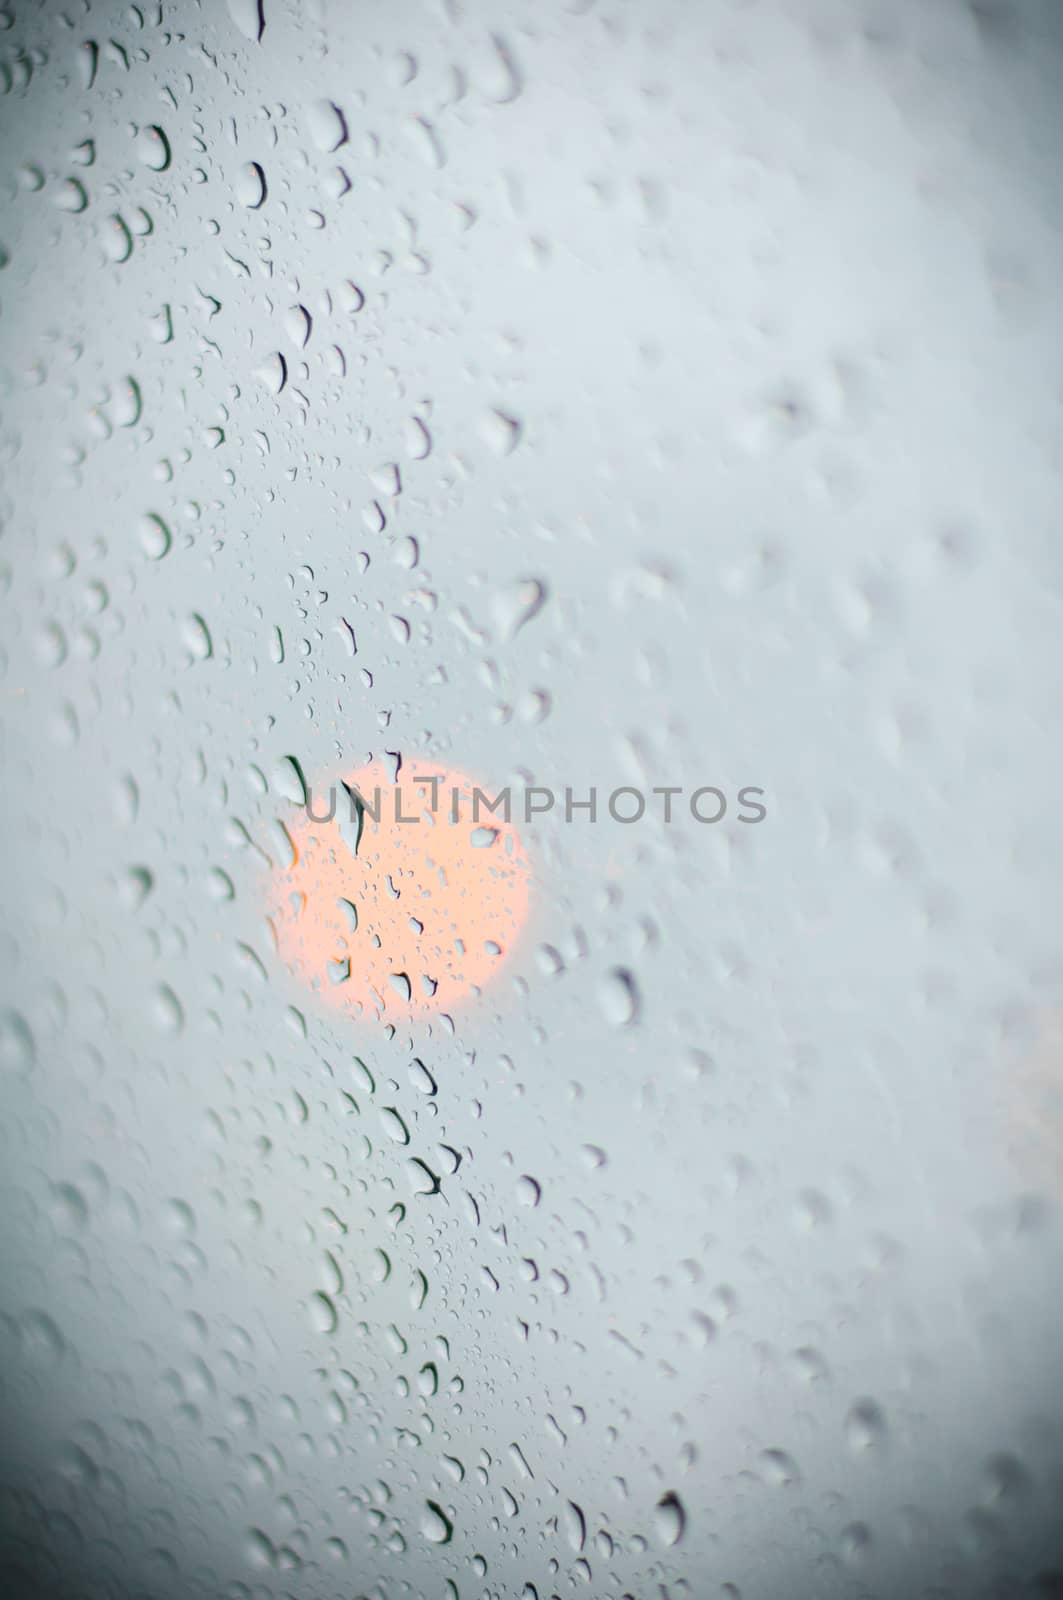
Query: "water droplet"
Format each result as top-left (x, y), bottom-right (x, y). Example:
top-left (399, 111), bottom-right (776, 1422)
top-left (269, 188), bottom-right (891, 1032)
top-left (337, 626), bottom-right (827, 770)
top-left (491, 577), bottom-right (547, 640)
top-left (598, 968), bottom-right (640, 1027)
top-left (0, 1009), bottom-right (36, 1075)
top-left (760, 1448), bottom-right (801, 1487)
top-left (306, 99), bottom-right (348, 153)
top-left (309, 1292), bottom-right (338, 1334)
top-left (480, 34), bottom-right (523, 103)
top-left (845, 1398), bottom-right (888, 1454)
top-left (271, 756), bottom-right (307, 804)
top-left (226, 0), bottom-right (265, 43)
top-left (19, 1310), bottom-right (64, 1367)
top-left (564, 1501), bottom-right (586, 1552)
top-left (422, 1501), bottom-right (453, 1544)
top-left (236, 160), bottom-right (267, 208)
top-left (102, 214), bottom-right (133, 264)
top-left (480, 408), bottom-right (523, 457)
top-left (405, 418), bottom-right (431, 459)
top-left (136, 125), bottom-right (171, 171)
top-left (380, 1107), bottom-right (410, 1144)
top-left (654, 1491), bottom-right (686, 1546)
top-left (182, 614), bottom-right (213, 661)
top-left (119, 866), bottom-right (154, 910)
top-left (137, 514), bottom-right (171, 560)
top-left (54, 178), bottom-right (88, 213)
top-left (152, 985), bottom-right (184, 1033)
top-left (285, 304), bottom-right (312, 348)
top-left (256, 352), bottom-right (287, 395)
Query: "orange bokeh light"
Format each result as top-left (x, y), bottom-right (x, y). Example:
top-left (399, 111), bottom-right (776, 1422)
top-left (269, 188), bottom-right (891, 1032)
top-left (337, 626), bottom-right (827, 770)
top-left (267, 764), bottom-right (532, 1020)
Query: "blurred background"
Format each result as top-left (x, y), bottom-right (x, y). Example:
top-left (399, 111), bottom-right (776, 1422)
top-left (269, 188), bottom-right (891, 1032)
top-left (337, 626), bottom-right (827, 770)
top-left (3, 0), bottom-right (1063, 1596)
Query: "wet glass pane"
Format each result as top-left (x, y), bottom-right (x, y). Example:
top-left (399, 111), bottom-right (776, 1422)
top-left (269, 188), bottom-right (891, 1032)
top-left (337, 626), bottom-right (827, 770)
top-left (2, 2), bottom-right (1063, 1597)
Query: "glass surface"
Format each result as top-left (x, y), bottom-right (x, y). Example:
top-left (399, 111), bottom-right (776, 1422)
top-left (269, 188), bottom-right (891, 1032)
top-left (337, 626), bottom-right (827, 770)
top-left (3, 2), bottom-right (1063, 1596)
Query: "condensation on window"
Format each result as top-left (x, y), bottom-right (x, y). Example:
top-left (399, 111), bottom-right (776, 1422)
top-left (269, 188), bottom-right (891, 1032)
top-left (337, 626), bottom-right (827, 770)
top-left (2, 2), bottom-right (1063, 1597)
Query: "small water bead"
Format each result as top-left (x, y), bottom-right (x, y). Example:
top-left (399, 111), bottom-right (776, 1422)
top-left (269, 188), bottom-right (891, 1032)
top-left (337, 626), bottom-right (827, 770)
top-left (306, 99), bottom-right (348, 154)
top-left (491, 577), bottom-right (547, 640)
top-left (845, 1398), bottom-right (888, 1454)
top-left (182, 614), bottom-right (213, 661)
top-left (137, 514), bottom-right (171, 559)
top-left (479, 408), bottom-right (523, 457)
top-left (225, 0), bottom-right (265, 43)
top-left (654, 1491), bottom-right (686, 1547)
top-left (236, 160), bottom-right (267, 208)
top-left (102, 214), bottom-right (133, 264)
top-left (53, 178), bottom-right (89, 213)
top-left (309, 1292), bottom-right (338, 1335)
top-left (136, 125), bottom-right (171, 171)
top-left (598, 967), bottom-right (640, 1027)
top-left (421, 1501), bottom-right (453, 1544)
top-left (152, 985), bottom-right (184, 1034)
